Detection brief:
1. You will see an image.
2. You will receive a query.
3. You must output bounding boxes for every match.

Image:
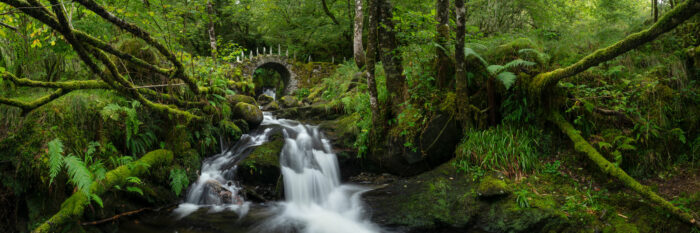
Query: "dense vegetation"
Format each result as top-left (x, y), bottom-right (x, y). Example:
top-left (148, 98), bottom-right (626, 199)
top-left (0, 0), bottom-right (698, 232)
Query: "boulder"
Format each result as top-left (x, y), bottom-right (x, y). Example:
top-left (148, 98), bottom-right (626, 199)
top-left (237, 134), bottom-right (284, 200)
top-left (233, 102), bottom-right (263, 128)
top-left (198, 180), bottom-right (234, 205)
top-left (228, 94), bottom-right (258, 106)
top-left (273, 104), bottom-right (343, 120)
top-left (257, 94), bottom-right (274, 106)
top-left (476, 174), bottom-right (510, 198)
top-left (279, 95), bottom-right (301, 108)
top-left (262, 101), bottom-right (280, 111)
top-left (370, 114), bottom-right (462, 176)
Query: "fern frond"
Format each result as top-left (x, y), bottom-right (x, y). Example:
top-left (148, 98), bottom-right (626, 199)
top-left (90, 194), bottom-right (104, 208)
top-left (126, 186), bottom-right (144, 196)
top-left (63, 155), bottom-right (94, 195)
top-left (464, 48), bottom-right (488, 67)
top-left (48, 139), bottom-right (65, 186)
top-left (497, 72), bottom-right (517, 90)
top-left (504, 59), bottom-right (536, 70)
top-left (487, 65), bottom-right (505, 75)
top-left (169, 168), bottom-right (189, 196)
top-left (465, 42), bottom-right (488, 52)
top-left (518, 49), bottom-right (550, 66)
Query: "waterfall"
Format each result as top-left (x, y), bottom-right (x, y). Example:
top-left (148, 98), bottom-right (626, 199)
top-left (172, 113), bottom-right (379, 233)
top-left (262, 87), bottom-right (277, 100)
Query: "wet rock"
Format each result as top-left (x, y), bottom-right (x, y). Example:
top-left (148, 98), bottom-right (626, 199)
top-left (233, 102), bottom-right (263, 128)
top-left (237, 136), bottom-right (284, 201)
top-left (200, 180), bottom-right (234, 204)
top-left (279, 95), bottom-right (301, 108)
top-left (257, 94), bottom-right (274, 106)
top-left (262, 101), bottom-right (280, 111)
top-left (274, 104), bottom-right (343, 121)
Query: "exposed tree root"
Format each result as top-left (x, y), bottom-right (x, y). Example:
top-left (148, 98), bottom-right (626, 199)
top-left (32, 150), bottom-right (174, 233)
top-left (549, 111), bottom-right (699, 228)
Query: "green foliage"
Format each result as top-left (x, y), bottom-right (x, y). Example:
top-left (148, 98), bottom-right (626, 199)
top-left (455, 125), bottom-right (548, 176)
top-left (514, 189), bottom-right (531, 208)
top-left (543, 161), bottom-right (562, 175)
top-left (169, 168), bottom-right (189, 196)
top-left (48, 139), bottom-right (65, 186)
top-left (63, 155), bottom-right (93, 196)
top-left (100, 101), bottom-right (157, 156)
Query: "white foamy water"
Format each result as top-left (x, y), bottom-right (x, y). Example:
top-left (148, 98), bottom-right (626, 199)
top-left (262, 88), bottom-right (277, 100)
top-left (259, 114), bottom-right (380, 233)
top-left (175, 113), bottom-right (380, 233)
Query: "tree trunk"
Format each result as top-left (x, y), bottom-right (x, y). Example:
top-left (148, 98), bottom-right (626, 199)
top-left (653, 0), bottom-right (659, 22)
top-left (353, 0), bottom-right (366, 69)
top-left (528, 0), bottom-right (700, 97)
top-left (378, 0), bottom-right (406, 118)
top-left (455, 0), bottom-right (469, 126)
top-left (366, 0), bottom-right (382, 132)
top-left (549, 112), bottom-right (699, 228)
top-left (207, 0), bottom-right (217, 63)
top-left (435, 0), bottom-right (452, 89)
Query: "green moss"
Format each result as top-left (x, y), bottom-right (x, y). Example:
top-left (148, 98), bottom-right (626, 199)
top-left (233, 102), bottom-right (263, 127)
top-left (242, 138), bottom-right (283, 169)
top-left (477, 175), bottom-right (510, 197)
top-left (280, 95), bottom-right (301, 108)
top-left (219, 120), bottom-right (242, 141)
top-left (228, 94), bottom-right (258, 106)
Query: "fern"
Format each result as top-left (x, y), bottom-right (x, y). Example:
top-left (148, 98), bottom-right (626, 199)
top-left (48, 138), bottom-right (65, 186)
top-left (126, 186), bottom-right (144, 196)
top-left (63, 155), bottom-right (94, 195)
top-left (169, 168), bottom-right (189, 196)
top-left (464, 47), bottom-right (488, 67)
top-left (504, 59), bottom-right (536, 70)
top-left (497, 72), bottom-right (517, 90)
top-left (487, 65), bottom-right (505, 75)
top-left (518, 49), bottom-right (550, 67)
top-left (465, 42), bottom-right (488, 52)
top-left (90, 194), bottom-right (104, 208)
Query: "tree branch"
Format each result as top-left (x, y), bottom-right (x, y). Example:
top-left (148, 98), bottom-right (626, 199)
top-left (530, 0), bottom-right (700, 94)
top-left (549, 111), bottom-right (699, 228)
top-left (0, 88), bottom-right (67, 114)
top-left (321, 0), bottom-right (340, 25)
top-left (0, 21), bottom-right (17, 30)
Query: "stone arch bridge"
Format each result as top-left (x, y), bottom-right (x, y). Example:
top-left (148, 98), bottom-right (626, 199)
top-left (230, 47), bottom-right (338, 96)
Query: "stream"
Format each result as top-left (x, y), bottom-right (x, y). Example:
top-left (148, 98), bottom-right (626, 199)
top-left (118, 113), bottom-right (381, 233)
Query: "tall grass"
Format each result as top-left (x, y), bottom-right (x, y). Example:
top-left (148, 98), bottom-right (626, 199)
top-left (455, 125), bottom-right (549, 177)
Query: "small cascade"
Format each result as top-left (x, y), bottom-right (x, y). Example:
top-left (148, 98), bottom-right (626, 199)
top-left (262, 87), bottom-right (277, 100)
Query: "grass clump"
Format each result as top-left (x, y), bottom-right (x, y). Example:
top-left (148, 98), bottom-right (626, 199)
top-left (455, 125), bottom-right (549, 177)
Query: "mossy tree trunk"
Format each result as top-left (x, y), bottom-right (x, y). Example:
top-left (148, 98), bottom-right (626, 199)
top-left (353, 0), bottom-right (366, 69)
top-left (365, 0), bottom-right (384, 135)
top-left (32, 150), bottom-right (174, 233)
top-left (378, 0), bottom-right (406, 118)
top-left (528, 0), bottom-right (700, 98)
top-left (549, 112), bottom-right (699, 228)
top-left (454, 0), bottom-right (470, 127)
top-left (435, 0), bottom-right (453, 90)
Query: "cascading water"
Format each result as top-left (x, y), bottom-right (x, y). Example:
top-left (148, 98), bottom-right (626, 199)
top-left (257, 114), bottom-right (380, 233)
top-left (172, 113), bottom-right (380, 233)
top-left (262, 87), bottom-right (277, 100)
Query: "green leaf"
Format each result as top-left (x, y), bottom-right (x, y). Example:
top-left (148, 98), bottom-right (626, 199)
top-left (496, 72), bottom-right (517, 90)
top-left (464, 48), bottom-right (488, 67)
top-left (63, 155), bottom-right (94, 195)
top-left (48, 138), bottom-right (65, 186)
top-left (504, 59), bottom-right (536, 70)
top-left (487, 65), bottom-right (504, 75)
top-left (126, 176), bottom-right (142, 185)
top-left (169, 168), bottom-right (189, 196)
top-left (126, 186), bottom-right (144, 196)
top-left (90, 194), bottom-right (104, 208)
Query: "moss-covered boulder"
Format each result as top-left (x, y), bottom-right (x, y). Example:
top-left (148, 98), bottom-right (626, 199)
top-left (262, 101), bottom-right (280, 111)
top-left (233, 102), bottom-right (263, 128)
top-left (257, 94), bottom-right (275, 106)
top-left (279, 95), bottom-right (301, 108)
top-left (228, 94), bottom-right (258, 106)
top-left (476, 174), bottom-right (510, 198)
top-left (237, 134), bottom-right (284, 200)
top-left (273, 103), bottom-right (343, 120)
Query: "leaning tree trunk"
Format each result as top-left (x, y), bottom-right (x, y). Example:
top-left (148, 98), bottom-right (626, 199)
top-left (206, 0), bottom-right (217, 63)
top-left (378, 0), bottom-right (406, 118)
top-left (435, 0), bottom-right (452, 89)
top-left (653, 0), bottom-right (659, 22)
top-left (549, 112), bottom-right (699, 228)
top-left (454, 0), bottom-right (469, 126)
top-left (354, 0), bottom-right (366, 69)
top-left (528, 0), bottom-right (700, 97)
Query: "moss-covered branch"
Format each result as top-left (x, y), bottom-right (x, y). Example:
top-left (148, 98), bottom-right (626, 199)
top-left (31, 149), bottom-right (174, 233)
top-left (549, 111), bottom-right (699, 228)
top-left (0, 88), bottom-right (67, 113)
top-left (73, 0), bottom-right (200, 94)
top-left (2, 71), bottom-right (110, 89)
top-left (530, 0), bottom-right (700, 95)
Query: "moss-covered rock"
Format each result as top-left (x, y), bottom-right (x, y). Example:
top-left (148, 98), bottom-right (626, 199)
top-left (273, 103), bottom-right (343, 120)
top-left (228, 94), bottom-right (258, 106)
top-left (477, 174), bottom-right (510, 198)
top-left (237, 135), bottom-right (284, 200)
top-left (233, 102), bottom-right (263, 128)
top-left (279, 95), bottom-right (301, 108)
top-left (257, 94), bottom-right (274, 106)
top-left (262, 101), bottom-right (280, 111)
